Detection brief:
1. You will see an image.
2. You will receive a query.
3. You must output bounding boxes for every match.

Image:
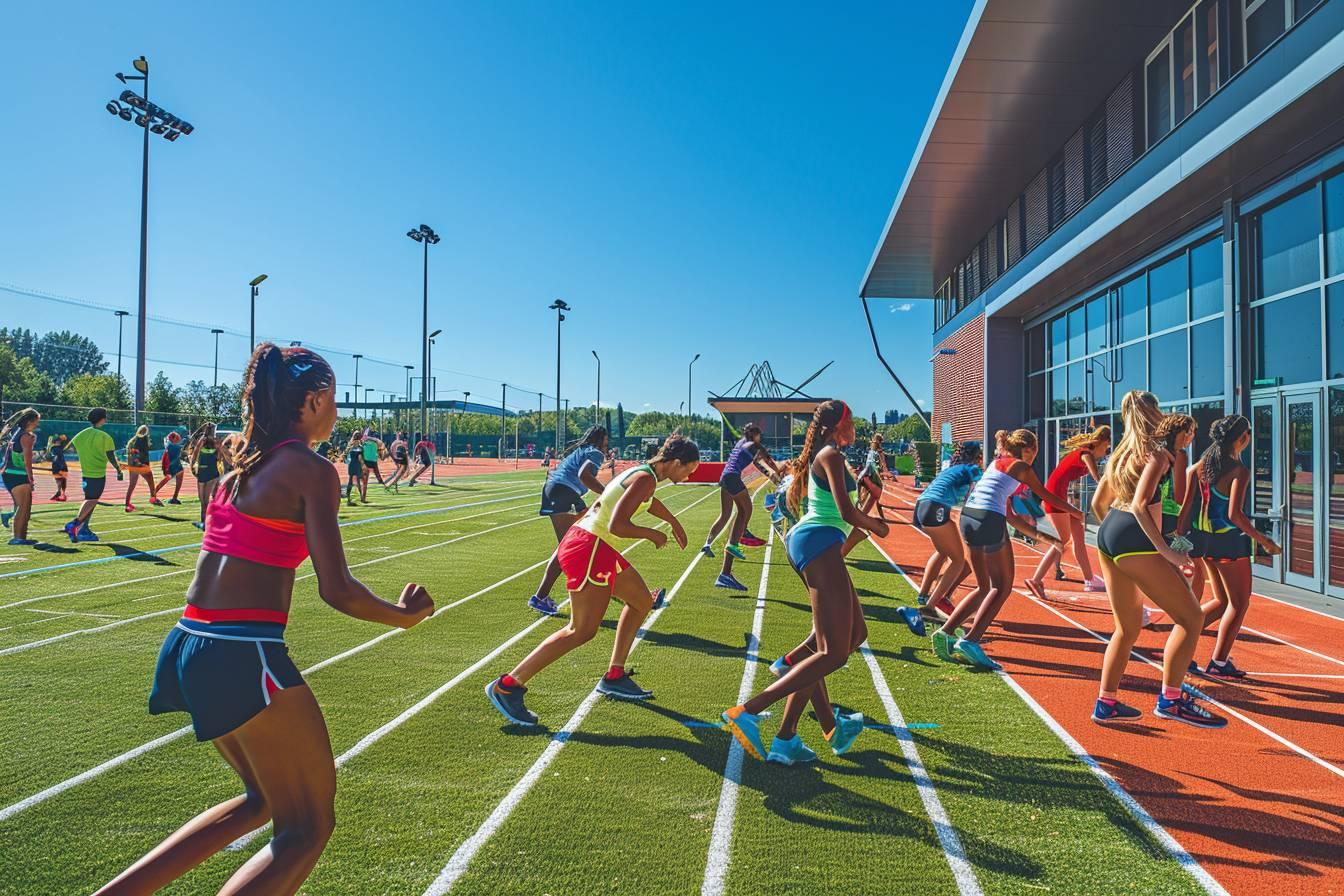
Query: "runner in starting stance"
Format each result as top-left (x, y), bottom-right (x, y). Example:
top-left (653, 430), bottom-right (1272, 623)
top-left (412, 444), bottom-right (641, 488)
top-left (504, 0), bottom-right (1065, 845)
top-left (407, 433), bottom-right (435, 486)
top-left (910, 440), bottom-right (983, 617)
top-left (1023, 425), bottom-right (1109, 599)
top-left (384, 432), bottom-right (410, 491)
top-left (486, 435), bottom-right (699, 725)
top-left (153, 431), bottom-right (186, 505)
top-left (94, 344), bottom-right (432, 896)
top-left (702, 424), bottom-right (784, 592)
top-left (525, 426), bottom-right (610, 616)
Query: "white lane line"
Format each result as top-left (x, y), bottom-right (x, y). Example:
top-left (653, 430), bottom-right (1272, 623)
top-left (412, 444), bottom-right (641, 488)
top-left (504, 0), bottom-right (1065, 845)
top-left (0, 614), bottom-right (74, 634)
top-left (700, 529), bottom-right (773, 896)
top-left (0, 608), bottom-right (183, 658)
top-left (1016, 588), bottom-right (1344, 784)
top-left (868, 539), bottom-right (1227, 896)
top-left (0, 483), bottom-right (695, 821)
top-left (423, 482), bottom-right (751, 895)
top-left (1241, 625), bottom-right (1344, 670)
top-left (1241, 672), bottom-right (1344, 678)
top-left (24, 608), bottom-right (122, 619)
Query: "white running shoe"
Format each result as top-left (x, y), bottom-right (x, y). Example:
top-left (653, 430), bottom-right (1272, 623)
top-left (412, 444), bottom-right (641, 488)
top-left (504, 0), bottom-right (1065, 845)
top-left (1083, 575), bottom-right (1107, 593)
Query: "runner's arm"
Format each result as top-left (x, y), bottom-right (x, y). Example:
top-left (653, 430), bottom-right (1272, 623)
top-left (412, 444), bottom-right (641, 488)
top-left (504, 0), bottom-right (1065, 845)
top-left (647, 496), bottom-right (688, 548)
top-left (578, 460), bottom-right (604, 493)
top-left (820, 449), bottom-right (886, 537)
top-left (22, 433), bottom-right (35, 484)
top-left (606, 472), bottom-right (665, 547)
top-left (1011, 460), bottom-right (1083, 520)
top-left (1174, 460), bottom-right (1200, 536)
top-left (1226, 465), bottom-right (1280, 553)
top-left (1130, 453), bottom-right (1187, 566)
top-left (1082, 453), bottom-right (1103, 482)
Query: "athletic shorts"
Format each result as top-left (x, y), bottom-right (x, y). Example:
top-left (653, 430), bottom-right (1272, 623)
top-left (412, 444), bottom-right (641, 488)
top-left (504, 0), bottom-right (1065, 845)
top-left (960, 507), bottom-right (1008, 552)
top-left (196, 469), bottom-right (220, 484)
top-left (913, 499), bottom-right (950, 530)
top-left (539, 481), bottom-right (586, 516)
top-left (1190, 529), bottom-right (1252, 562)
top-left (556, 527), bottom-right (630, 592)
top-left (127, 464), bottom-right (152, 475)
top-left (785, 524), bottom-right (846, 572)
top-left (363, 456), bottom-right (379, 468)
top-left (50, 460), bottom-right (68, 475)
top-left (150, 611), bottom-right (303, 742)
top-left (3, 472), bottom-right (29, 493)
top-left (82, 477), bottom-right (107, 501)
top-left (347, 460), bottom-right (362, 477)
top-left (719, 472), bottom-right (747, 496)
top-left (167, 462), bottom-right (184, 477)
top-left (418, 449), bottom-right (432, 465)
top-left (1096, 509), bottom-right (1159, 561)
top-left (395, 456), bottom-right (408, 468)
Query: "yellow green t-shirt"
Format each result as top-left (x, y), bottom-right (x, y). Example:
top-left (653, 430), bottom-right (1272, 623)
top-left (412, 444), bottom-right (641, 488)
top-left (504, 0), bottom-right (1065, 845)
top-left (70, 426), bottom-right (116, 478)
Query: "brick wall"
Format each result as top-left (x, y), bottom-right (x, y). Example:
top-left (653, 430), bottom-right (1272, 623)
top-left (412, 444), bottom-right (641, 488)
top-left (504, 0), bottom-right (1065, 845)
top-left (931, 313), bottom-right (985, 445)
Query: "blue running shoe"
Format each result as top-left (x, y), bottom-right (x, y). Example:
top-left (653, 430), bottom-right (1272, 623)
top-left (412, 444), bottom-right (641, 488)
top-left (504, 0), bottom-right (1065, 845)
top-left (1205, 657), bottom-right (1246, 679)
top-left (1188, 660), bottom-right (1201, 675)
top-left (650, 588), bottom-right (667, 610)
top-left (700, 544), bottom-right (714, 559)
top-left (486, 676), bottom-right (538, 726)
top-left (768, 655), bottom-right (789, 678)
top-left (828, 711), bottom-right (865, 756)
top-left (527, 595), bottom-right (559, 616)
top-left (725, 544), bottom-right (746, 561)
top-left (596, 669), bottom-right (653, 700)
top-left (715, 573), bottom-right (748, 592)
top-left (953, 638), bottom-right (1001, 671)
top-left (8, 537), bottom-right (36, 546)
top-left (76, 525), bottom-right (100, 543)
top-left (1092, 699), bottom-right (1142, 724)
top-left (916, 592), bottom-right (929, 607)
top-left (897, 606), bottom-right (927, 636)
top-left (0, 511), bottom-right (11, 529)
top-left (63, 520), bottom-right (79, 544)
top-left (1155, 694), bottom-right (1227, 729)
top-left (721, 707), bottom-right (767, 760)
top-left (767, 734), bottom-right (818, 766)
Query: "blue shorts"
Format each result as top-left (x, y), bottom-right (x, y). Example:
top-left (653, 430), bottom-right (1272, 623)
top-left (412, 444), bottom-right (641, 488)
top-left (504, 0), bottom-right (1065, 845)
top-left (150, 617), bottom-right (304, 741)
top-left (167, 462), bottom-right (184, 477)
top-left (786, 524), bottom-right (845, 572)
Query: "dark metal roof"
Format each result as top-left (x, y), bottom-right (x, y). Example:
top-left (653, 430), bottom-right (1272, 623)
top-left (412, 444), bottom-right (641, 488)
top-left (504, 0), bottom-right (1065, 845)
top-left (860, 0), bottom-right (1183, 300)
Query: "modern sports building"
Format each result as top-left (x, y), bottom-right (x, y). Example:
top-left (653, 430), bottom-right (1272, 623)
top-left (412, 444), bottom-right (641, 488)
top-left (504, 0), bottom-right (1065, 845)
top-left (861, 0), bottom-right (1344, 597)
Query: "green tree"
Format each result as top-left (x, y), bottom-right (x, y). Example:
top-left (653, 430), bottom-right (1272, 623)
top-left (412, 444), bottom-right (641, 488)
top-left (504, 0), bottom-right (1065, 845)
top-left (890, 413), bottom-right (930, 442)
top-left (33, 331), bottom-right (107, 384)
top-left (59, 374), bottom-right (131, 410)
top-left (145, 371), bottom-right (181, 416)
top-left (0, 340), bottom-right (58, 404)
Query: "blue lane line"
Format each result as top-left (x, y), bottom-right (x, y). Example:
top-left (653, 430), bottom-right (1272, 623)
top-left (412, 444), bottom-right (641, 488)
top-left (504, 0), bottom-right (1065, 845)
top-left (0, 487), bottom-right (536, 580)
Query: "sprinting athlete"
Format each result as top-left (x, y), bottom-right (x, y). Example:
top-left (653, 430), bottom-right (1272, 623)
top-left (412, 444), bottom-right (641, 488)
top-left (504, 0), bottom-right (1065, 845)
top-left (407, 434), bottom-right (435, 486)
top-left (384, 432), bottom-right (410, 491)
top-left (1089, 390), bottom-right (1225, 728)
top-left (1176, 415), bottom-right (1281, 678)
top-left (153, 431), bottom-right (186, 505)
top-left (1023, 425), bottom-right (1110, 599)
top-left (910, 440), bottom-right (983, 617)
top-left (526, 426), bottom-right (609, 616)
top-left (63, 408), bottom-right (124, 543)
top-left (94, 343), bottom-right (432, 896)
top-left (344, 434), bottom-right (366, 506)
top-left (932, 429), bottom-right (1077, 670)
top-left (721, 401), bottom-right (887, 765)
top-left (486, 435), bottom-right (699, 725)
top-left (1, 408), bottom-right (40, 545)
top-left (702, 424), bottom-right (784, 592)
top-left (188, 424), bottom-right (223, 531)
top-left (48, 433), bottom-right (69, 502)
top-left (124, 425), bottom-right (164, 511)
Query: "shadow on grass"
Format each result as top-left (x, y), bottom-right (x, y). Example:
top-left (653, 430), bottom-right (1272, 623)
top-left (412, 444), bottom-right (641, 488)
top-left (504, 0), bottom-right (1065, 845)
top-left (104, 544), bottom-right (180, 565)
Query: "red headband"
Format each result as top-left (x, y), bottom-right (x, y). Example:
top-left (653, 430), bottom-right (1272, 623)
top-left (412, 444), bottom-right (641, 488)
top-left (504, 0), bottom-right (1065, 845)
top-left (838, 402), bottom-right (851, 427)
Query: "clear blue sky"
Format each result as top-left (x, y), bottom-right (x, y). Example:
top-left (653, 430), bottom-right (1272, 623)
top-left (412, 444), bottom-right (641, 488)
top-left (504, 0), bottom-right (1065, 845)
top-left (3, 1), bottom-right (971, 420)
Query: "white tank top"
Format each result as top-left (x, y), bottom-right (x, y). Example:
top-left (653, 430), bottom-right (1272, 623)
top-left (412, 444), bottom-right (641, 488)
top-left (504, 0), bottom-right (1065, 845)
top-left (963, 456), bottom-right (1021, 515)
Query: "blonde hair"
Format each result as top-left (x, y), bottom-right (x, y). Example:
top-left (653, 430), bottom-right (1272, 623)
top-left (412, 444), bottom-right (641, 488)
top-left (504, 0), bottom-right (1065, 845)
top-left (1104, 390), bottom-right (1163, 505)
top-left (994, 428), bottom-right (1037, 459)
top-left (1154, 414), bottom-right (1194, 452)
top-left (1061, 424), bottom-right (1111, 453)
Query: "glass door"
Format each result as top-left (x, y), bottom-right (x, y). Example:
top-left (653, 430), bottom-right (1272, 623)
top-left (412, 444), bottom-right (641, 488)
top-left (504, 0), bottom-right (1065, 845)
top-left (1250, 398), bottom-right (1283, 580)
top-left (1282, 391), bottom-right (1323, 591)
top-left (1328, 388), bottom-right (1344, 598)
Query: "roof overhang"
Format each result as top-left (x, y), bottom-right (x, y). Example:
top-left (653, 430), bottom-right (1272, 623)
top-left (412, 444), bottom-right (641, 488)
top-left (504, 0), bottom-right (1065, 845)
top-left (859, 0), bottom-right (1184, 300)
top-left (708, 398), bottom-right (826, 416)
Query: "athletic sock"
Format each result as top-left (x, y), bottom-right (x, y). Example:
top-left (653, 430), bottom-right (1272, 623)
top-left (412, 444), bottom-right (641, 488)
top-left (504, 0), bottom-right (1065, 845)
top-left (1098, 690), bottom-right (1118, 707)
top-left (604, 665), bottom-right (625, 681)
top-left (1161, 685), bottom-right (1182, 701)
top-left (499, 674), bottom-right (522, 689)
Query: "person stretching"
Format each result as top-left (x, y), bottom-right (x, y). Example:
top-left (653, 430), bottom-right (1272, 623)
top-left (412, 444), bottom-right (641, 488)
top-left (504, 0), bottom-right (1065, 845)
top-left (1023, 425), bottom-right (1110, 598)
top-left (911, 440), bottom-right (983, 617)
top-left (526, 426), bottom-right (610, 617)
top-left (702, 424), bottom-right (784, 592)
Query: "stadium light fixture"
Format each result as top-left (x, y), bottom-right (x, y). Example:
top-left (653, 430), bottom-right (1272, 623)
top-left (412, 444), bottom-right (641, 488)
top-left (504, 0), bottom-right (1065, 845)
top-left (549, 300), bottom-right (571, 453)
top-left (249, 274), bottom-right (268, 350)
top-left (409, 226), bottom-right (442, 462)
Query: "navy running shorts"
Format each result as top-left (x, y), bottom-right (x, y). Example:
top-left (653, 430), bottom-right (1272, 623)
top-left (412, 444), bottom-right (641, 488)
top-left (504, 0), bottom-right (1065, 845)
top-left (539, 481), bottom-right (586, 516)
top-left (959, 507), bottom-right (1007, 552)
top-left (1096, 509), bottom-right (1159, 561)
top-left (2, 472), bottom-right (29, 493)
top-left (82, 476), bottom-right (107, 501)
top-left (913, 499), bottom-right (950, 530)
top-left (720, 472), bottom-right (747, 496)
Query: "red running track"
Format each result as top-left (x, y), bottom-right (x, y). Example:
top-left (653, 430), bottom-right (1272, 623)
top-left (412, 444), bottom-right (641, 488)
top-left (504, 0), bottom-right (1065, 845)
top-left (872, 478), bottom-right (1344, 896)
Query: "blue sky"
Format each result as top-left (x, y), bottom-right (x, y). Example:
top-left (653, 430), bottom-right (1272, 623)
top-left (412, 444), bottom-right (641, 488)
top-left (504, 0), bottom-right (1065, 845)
top-left (2, 1), bottom-right (971, 420)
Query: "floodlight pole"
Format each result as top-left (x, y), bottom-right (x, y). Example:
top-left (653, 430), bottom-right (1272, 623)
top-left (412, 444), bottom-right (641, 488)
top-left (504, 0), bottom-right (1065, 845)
top-left (210, 328), bottom-right (223, 387)
top-left (248, 275), bottom-right (267, 352)
top-left (549, 300), bottom-right (570, 453)
top-left (688, 353), bottom-right (700, 431)
top-left (114, 310), bottom-right (129, 384)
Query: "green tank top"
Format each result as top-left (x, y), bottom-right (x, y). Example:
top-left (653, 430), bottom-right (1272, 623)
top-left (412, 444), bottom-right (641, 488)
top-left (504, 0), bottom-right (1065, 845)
top-left (576, 463), bottom-right (656, 551)
top-left (6, 430), bottom-right (27, 476)
top-left (793, 464), bottom-right (855, 537)
top-left (362, 440), bottom-right (378, 462)
top-left (1159, 473), bottom-right (1180, 517)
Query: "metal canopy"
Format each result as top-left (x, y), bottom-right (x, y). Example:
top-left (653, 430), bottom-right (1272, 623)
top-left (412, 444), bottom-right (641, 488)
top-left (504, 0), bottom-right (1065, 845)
top-left (859, 0), bottom-right (1182, 300)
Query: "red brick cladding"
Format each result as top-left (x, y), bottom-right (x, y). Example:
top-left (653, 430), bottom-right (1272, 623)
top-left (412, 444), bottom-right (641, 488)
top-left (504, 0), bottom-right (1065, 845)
top-left (931, 313), bottom-right (985, 445)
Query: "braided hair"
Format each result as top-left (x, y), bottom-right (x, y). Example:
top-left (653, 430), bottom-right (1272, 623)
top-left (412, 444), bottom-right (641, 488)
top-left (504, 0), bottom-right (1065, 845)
top-left (1197, 415), bottom-right (1250, 485)
top-left (1153, 413), bottom-right (1195, 453)
top-left (786, 400), bottom-right (849, 517)
top-left (235, 342), bottom-right (335, 481)
top-left (561, 425), bottom-right (608, 459)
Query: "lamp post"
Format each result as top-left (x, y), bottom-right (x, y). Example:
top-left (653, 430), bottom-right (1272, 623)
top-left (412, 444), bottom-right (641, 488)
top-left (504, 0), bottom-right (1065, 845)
top-left (687, 353), bottom-right (700, 430)
top-left (248, 274), bottom-right (267, 351)
top-left (114, 310), bottom-right (129, 384)
top-left (592, 350), bottom-right (601, 420)
top-left (210, 328), bottom-right (224, 388)
top-left (549, 300), bottom-right (570, 454)
top-left (500, 383), bottom-right (507, 460)
top-left (364, 387), bottom-right (376, 434)
top-left (105, 56), bottom-right (194, 422)
top-left (404, 364), bottom-right (413, 402)
top-left (406, 225), bottom-right (441, 445)
top-left (352, 354), bottom-right (362, 421)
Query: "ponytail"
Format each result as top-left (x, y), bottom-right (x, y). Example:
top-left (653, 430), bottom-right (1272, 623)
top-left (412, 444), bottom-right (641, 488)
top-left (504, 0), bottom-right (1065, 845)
top-left (0, 408), bottom-right (39, 451)
top-left (994, 428), bottom-right (1037, 459)
top-left (562, 425), bottom-right (608, 459)
top-left (1198, 415), bottom-right (1250, 485)
top-left (235, 342), bottom-right (335, 482)
top-left (1060, 424), bottom-right (1110, 453)
top-left (786, 400), bottom-right (848, 516)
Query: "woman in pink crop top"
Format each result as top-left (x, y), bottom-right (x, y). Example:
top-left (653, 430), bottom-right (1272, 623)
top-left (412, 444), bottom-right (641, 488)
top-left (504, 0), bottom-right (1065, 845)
top-left (98, 344), bottom-right (433, 896)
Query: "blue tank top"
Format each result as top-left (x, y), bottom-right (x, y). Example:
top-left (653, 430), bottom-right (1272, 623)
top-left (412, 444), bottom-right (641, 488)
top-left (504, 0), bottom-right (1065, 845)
top-left (921, 463), bottom-right (980, 507)
top-left (550, 445), bottom-right (604, 496)
top-left (1196, 479), bottom-right (1235, 533)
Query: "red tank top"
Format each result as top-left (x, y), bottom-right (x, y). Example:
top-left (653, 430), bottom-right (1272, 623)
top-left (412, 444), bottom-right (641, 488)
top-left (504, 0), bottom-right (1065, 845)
top-left (1043, 448), bottom-right (1090, 511)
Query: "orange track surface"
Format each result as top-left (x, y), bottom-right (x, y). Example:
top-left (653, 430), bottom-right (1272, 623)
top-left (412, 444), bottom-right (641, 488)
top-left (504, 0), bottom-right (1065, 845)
top-left (872, 478), bottom-right (1344, 895)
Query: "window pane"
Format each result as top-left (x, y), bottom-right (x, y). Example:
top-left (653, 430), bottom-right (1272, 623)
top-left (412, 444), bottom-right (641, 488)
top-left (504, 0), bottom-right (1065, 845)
top-left (1119, 276), bottom-right (1147, 341)
top-left (1326, 172), bottom-right (1344, 279)
top-left (1258, 188), bottom-right (1321, 297)
top-left (1050, 315), bottom-right (1067, 367)
top-left (1089, 358), bottom-right (1111, 411)
top-left (1116, 341), bottom-right (1147, 402)
top-left (1150, 330), bottom-right (1189, 402)
top-left (1175, 16), bottom-right (1195, 121)
top-left (1027, 373), bottom-right (1045, 420)
top-left (1027, 325), bottom-right (1045, 373)
top-left (1191, 318), bottom-right (1223, 398)
top-left (1146, 46), bottom-right (1172, 147)
top-left (1086, 295), bottom-right (1107, 355)
top-left (1068, 306), bottom-right (1086, 360)
top-left (1191, 238), bottom-right (1223, 318)
top-left (1330, 387), bottom-right (1344, 588)
top-left (1327, 282), bottom-right (1344, 379)
top-left (1246, 0), bottom-right (1287, 60)
top-left (1051, 366), bottom-right (1067, 416)
top-left (1068, 361), bottom-right (1086, 414)
top-left (1255, 289), bottom-right (1322, 385)
top-left (1196, 0), bottom-right (1219, 103)
top-left (1191, 400), bottom-right (1223, 459)
top-left (1149, 254), bottom-right (1188, 332)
